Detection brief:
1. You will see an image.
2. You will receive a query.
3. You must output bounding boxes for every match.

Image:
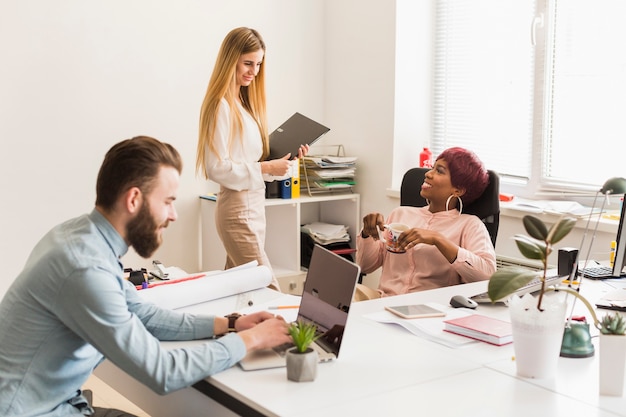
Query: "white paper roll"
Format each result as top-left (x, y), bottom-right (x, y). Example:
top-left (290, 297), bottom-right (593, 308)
top-left (137, 264), bottom-right (272, 310)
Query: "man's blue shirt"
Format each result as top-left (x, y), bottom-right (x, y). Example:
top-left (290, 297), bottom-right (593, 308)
top-left (0, 209), bottom-right (245, 416)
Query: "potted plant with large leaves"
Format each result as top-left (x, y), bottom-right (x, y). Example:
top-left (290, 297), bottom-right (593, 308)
top-left (487, 215), bottom-right (602, 378)
top-left (286, 320), bottom-right (320, 382)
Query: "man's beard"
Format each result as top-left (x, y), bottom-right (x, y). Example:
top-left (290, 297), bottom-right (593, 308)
top-left (126, 200), bottom-right (165, 258)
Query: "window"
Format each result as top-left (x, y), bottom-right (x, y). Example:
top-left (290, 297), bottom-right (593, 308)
top-left (395, 0), bottom-right (626, 200)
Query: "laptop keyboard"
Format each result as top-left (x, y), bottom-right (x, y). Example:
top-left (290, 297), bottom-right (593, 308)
top-left (272, 342), bottom-right (295, 357)
top-left (579, 265), bottom-right (614, 279)
top-left (471, 274), bottom-right (563, 304)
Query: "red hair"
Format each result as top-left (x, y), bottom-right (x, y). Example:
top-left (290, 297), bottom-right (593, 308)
top-left (436, 147), bottom-right (488, 204)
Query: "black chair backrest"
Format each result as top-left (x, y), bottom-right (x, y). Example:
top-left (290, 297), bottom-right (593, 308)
top-left (400, 167), bottom-right (500, 247)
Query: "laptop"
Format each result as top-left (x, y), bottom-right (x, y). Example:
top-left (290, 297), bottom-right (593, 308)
top-left (239, 244), bottom-right (360, 371)
top-left (268, 112), bottom-right (330, 160)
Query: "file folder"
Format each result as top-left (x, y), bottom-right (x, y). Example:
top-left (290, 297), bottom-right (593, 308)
top-left (279, 179), bottom-right (292, 199)
top-left (291, 159), bottom-right (300, 198)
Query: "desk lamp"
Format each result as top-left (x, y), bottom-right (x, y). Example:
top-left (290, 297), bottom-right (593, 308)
top-left (560, 177), bottom-right (626, 358)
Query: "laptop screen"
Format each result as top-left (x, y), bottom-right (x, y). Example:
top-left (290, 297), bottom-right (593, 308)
top-left (268, 112), bottom-right (330, 160)
top-left (296, 245), bottom-right (360, 356)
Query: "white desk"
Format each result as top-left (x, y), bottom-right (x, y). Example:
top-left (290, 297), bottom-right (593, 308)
top-left (96, 279), bottom-right (626, 417)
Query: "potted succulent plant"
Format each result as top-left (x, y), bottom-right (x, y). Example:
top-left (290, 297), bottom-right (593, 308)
top-left (487, 215), bottom-right (604, 378)
top-left (598, 312), bottom-right (626, 396)
top-left (286, 320), bottom-right (320, 382)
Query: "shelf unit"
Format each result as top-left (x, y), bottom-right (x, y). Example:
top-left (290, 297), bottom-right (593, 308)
top-left (200, 193), bottom-right (360, 294)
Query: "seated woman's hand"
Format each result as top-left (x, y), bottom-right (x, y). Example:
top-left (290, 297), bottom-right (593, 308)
top-left (361, 213), bottom-right (385, 240)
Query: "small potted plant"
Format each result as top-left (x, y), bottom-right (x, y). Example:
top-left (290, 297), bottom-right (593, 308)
top-left (286, 320), bottom-right (320, 382)
top-left (598, 312), bottom-right (626, 396)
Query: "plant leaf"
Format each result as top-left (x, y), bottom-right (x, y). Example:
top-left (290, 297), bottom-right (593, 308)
top-left (288, 320), bottom-right (320, 353)
top-left (523, 215), bottom-right (548, 240)
top-left (487, 267), bottom-right (538, 303)
top-left (513, 235), bottom-right (546, 261)
top-left (547, 216), bottom-right (577, 244)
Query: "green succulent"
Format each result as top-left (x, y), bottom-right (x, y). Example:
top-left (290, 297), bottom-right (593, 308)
top-left (288, 320), bottom-right (320, 353)
top-left (600, 312), bottom-right (626, 335)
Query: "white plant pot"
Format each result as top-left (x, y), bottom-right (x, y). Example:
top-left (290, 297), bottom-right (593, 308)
top-left (508, 293), bottom-right (567, 379)
top-left (599, 333), bottom-right (626, 396)
top-left (286, 347), bottom-right (318, 382)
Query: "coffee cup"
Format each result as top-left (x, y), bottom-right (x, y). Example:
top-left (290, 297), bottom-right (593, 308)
top-left (384, 223), bottom-right (409, 253)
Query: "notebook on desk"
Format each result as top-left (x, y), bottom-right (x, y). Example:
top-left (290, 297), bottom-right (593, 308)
top-left (268, 112), bottom-right (330, 160)
top-left (239, 244), bottom-right (360, 371)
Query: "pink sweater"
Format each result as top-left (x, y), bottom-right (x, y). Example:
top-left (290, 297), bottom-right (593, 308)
top-left (356, 206), bottom-right (496, 297)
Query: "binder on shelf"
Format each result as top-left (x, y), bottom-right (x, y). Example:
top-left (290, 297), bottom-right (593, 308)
top-left (291, 159), bottom-right (300, 198)
top-left (265, 181), bottom-right (280, 198)
top-left (279, 179), bottom-right (292, 199)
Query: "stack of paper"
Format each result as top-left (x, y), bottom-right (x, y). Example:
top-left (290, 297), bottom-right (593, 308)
top-left (301, 222), bottom-right (350, 245)
top-left (301, 155), bottom-right (357, 192)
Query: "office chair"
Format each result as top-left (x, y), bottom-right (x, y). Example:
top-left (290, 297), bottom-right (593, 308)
top-left (353, 167), bottom-right (500, 302)
top-left (400, 167), bottom-right (500, 246)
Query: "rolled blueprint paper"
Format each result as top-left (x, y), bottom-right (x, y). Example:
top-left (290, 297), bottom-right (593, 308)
top-left (137, 263), bottom-right (272, 310)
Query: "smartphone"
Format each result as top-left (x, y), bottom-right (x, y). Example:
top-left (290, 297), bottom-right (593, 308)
top-left (384, 304), bottom-right (446, 319)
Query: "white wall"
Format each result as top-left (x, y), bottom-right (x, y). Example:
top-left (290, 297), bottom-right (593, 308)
top-left (0, 0), bottom-right (329, 295)
top-left (5, 1), bottom-right (605, 298)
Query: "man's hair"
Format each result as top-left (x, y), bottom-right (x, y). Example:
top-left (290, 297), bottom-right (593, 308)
top-left (96, 136), bottom-right (183, 210)
top-left (436, 147), bottom-right (489, 205)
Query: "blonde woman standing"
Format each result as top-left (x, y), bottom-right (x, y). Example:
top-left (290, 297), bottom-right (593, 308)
top-left (197, 27), bottom-right (308, 290)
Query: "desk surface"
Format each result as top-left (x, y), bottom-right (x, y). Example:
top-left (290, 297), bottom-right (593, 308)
top-left (96, 279), bottom-right (626, 417)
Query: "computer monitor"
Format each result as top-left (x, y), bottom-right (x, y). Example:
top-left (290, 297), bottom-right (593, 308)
top-left (610, 196), bottom-right (626, 277)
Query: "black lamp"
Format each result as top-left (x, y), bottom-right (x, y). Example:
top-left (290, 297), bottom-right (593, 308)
top-left (560, 177), bottom-right (626, 358)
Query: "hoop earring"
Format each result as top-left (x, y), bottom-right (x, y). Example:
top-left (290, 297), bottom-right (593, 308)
top-left (445, 195), bottom-right (453, 212)
top-left (445, 195), bottom-right (463, 216)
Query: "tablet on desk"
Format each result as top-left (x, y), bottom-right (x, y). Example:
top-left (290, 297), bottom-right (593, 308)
top-left (385, 304), bottom-right (446, 319)
top-left (268, 112), bottom-right (330, 160)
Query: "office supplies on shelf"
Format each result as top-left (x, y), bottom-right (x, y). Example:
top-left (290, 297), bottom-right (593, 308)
top-left (300, 145), bottom-right (357, 195)
top-left (291, 158), bottom-right (300, 198)
top-left (268, 112), bottom-right (330, 160)
top-left (443, 314), bottom-right (513, 346)
top-left (301, 222), bottom-right (350, 245)
top-left (279, 178), bottom-right (291, 199)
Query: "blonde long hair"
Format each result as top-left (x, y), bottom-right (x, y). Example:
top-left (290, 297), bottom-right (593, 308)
top-left (196, 27), bottom-right (269, 179)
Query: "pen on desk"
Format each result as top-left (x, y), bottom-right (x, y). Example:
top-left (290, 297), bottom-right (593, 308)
top-left (268, 305), bottom-right (300, 310)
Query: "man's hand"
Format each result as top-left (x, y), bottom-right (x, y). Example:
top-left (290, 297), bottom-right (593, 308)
top-left (237, 315), bottom-right (292, 351)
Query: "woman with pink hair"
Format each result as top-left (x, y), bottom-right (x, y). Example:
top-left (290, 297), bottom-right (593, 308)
top-left (356, 147), bottom-right (496, 298)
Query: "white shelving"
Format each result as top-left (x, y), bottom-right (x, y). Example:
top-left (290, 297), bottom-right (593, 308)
top-left (200, 193), bottom-right (360, 294)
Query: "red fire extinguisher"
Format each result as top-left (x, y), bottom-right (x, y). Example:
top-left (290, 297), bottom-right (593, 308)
top-left (419, 147), bottom-right (433, 168)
